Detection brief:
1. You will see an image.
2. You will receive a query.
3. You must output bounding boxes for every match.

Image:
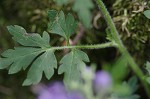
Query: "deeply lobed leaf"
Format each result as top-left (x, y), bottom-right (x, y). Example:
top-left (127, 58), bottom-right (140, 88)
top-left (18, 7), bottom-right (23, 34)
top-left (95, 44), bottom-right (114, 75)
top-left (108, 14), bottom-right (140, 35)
top-left (0, 25), bottom-right (57, 85)
top-left (48, 10), bottom-right (77, 40)
top-left (7, 25), bottom-right (50, 48)
top-left (53, 0), bottom-right (93, 28)
top-left (23, 50), bottom-right (57, 85)
top-left (58, 49), bottom-right (89, 87)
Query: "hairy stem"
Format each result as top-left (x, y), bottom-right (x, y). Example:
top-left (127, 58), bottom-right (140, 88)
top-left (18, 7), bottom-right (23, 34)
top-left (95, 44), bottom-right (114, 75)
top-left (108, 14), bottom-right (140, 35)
top-left (95, 0), bottom-right (150, 97)
top-left (49, 42), bottom-right (117, 50)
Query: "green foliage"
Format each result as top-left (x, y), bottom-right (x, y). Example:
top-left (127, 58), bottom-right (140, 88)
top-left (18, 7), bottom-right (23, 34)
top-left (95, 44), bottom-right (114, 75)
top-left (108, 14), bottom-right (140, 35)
top-left (144, 10), bottom-right (150, 19)
top-left (146, 62), bottom-right (150, 74)
top-left (0, 25), bottom-right (57, 85)
top-left (104, 55), bottom-right (129, 83)
top-left (111, 56), bottom-right (128, 83)
top-left (58, 49), bottom-right (89, 86)
top-left (145, 61), bottom-right (150, 84)
top-left (112, 0), bottom-right (150, 65)
top-left (112, 76), bottom-right (140, 99)
top-left (0, 11), bottom-right (90, 86)
top-left (122, 77), bottom-right (140, 99)
top-left (7, 25), bottom-right (50, 48)
top-left (0, 0), bottom-right (149, 98)
top-left (48, 10), bottom-right (77, 41)
top-left (23, 49), bottom-right (57, 85)
top-left (73, 0), bottom-right (94, 28)
top-left (54, 0), bottom-right (94, 28)
top-left (106, 28), bottom-right (113, 41)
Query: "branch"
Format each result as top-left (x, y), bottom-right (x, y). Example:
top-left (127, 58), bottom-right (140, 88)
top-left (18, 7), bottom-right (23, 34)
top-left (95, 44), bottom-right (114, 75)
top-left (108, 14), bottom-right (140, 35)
top-left (50, 42), bottom-right (117, 51)
top-left (95, 0), bottom-right (150, 97)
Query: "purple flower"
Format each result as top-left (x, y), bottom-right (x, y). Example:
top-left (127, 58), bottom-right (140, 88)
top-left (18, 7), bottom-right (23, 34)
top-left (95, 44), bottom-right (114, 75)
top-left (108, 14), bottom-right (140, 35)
top-left (38, 90), bottom-right (52, 99)
top-left (93, 71), bottom-right (112, 92)
top-left (36, 82), bottom-right (85, 99)
top-left (68, 92), bottom-right (85, 99)
top-left (34, 70), bottom-right (112, 99)
top-left (47, 82), bottom-right (67, 95)
top-left (37, 82), bottom-right (68, 99)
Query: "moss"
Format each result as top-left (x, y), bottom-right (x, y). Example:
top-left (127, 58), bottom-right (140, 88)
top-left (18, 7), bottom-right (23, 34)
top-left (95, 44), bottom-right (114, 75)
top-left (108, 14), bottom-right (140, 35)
top-left (112, 0), bottom-right (150, 65)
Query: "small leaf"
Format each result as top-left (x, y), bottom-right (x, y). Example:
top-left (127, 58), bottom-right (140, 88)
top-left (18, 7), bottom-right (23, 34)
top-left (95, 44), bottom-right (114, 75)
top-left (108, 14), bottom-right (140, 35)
top-left (48, 10), bottom-right (77, 40)
top-left (58, 49), bottom-right (89, 86)
top-left (106, 28), bottom-right (113, 41)
top-left (145, 61), bottom-right (150, 84)
top-left (146, 61), bottom-right (150, 74)
top-left (0, 25), bottom-right (57, 85)
top-left (147, 77), bottom-right (150, 84)
top-left (111, 76), bottom-right (140, 99)
top-left (144, 10), bottom-right (150, 19)
top-left (73, 0), bottom-right (94, 28)
top-left (122, 76), bottom-right (140, 99)
top-left (127, 76), bottom-right (138, 94)
top-left (111, 55), bottom-right (129, 83)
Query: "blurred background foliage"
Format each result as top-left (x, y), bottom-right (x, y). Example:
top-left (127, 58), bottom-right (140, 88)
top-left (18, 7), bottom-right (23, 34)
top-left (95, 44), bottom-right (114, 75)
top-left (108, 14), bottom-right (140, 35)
top-left (0, 0), bottom-right (149, 99)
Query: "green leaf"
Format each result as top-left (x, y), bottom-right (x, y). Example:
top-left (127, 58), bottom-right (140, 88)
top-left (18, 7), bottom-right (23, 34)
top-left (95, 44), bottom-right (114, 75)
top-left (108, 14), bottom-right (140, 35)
top-left (0, 25), bottom-right (57, 85)
top-left (73, 0), bottom-right (94, 28)
top-left (54, 0), bottom-right (69, 5)
top-left (58, 49), bottom-right (89, 86)
top-left (105, 27), bottom-right (114, 41)
top-left (106, 27), bottom-right (113, 41)
top-left (146, 61), bottom-right (150, 74)
top-left (111, 55), bottom-right (129, 83)
top-left (7, 25), bottom-right (50, 48)
top-left (112, 76), bottom-right (140, 99)
top-left (0, 47), bottom-right (42, 71)
top-left (147, 77), bottom-right (150, 84)
top-left (144, 10), bottom-right (150, 19)
top-left (122, 76), bottom-right (140, 99)
top-left (145, 61), bottom-right (150, 84)
top-left (48, 10), bottom-right (77, 40)
top-left (127, 76), bottom-right (138, 94)
top-left (23, 50), bottom-right (57, 85)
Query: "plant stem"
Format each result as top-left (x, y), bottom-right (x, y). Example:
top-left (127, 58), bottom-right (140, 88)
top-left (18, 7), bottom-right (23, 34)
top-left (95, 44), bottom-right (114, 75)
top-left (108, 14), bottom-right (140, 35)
top-left (95, 0), bottom-right (150, 97)
top-left (49, 42), bottom-right (117, 50)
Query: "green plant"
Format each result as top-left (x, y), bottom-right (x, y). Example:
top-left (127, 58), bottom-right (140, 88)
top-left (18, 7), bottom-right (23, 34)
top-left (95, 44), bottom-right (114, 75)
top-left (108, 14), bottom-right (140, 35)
top-left (144, 10), bottom-right (150, 19)
top-left (0, 0), bottom-right (150, 98)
